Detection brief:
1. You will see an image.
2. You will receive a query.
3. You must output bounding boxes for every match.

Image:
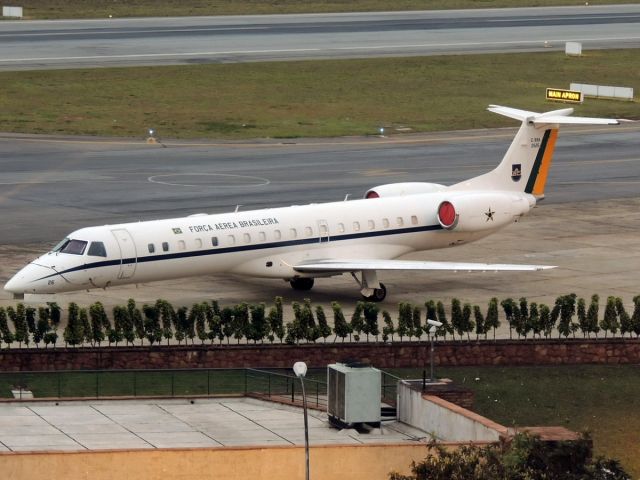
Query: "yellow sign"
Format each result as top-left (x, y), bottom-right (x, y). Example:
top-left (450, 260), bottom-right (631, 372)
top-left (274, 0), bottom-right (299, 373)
top-left (546, 88), bottom-right (583, 103)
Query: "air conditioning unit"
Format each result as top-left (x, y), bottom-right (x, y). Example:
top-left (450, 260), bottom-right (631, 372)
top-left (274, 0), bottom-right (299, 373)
top-left (327, 363), bottom-right (381, 426)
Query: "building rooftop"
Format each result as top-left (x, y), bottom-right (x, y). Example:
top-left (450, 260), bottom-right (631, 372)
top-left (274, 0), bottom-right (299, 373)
top-left (0, 397), bottom-right (427, 452)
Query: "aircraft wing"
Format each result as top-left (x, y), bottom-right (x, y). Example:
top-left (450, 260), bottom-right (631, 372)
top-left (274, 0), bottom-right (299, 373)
top-left (293, 259), bottom-right (555, 273)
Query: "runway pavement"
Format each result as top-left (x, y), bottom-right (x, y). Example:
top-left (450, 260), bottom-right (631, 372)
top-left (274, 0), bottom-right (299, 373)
top-left (1, 125), bottom-right (639, 310)
top-left (1, 5), bottom-right (639, 70)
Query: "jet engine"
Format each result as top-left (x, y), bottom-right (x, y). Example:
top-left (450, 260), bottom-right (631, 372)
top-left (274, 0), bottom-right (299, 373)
top-left (364, 182), bottom-right (446, 199)
top-left (437, 192), bottom-right (535, 232)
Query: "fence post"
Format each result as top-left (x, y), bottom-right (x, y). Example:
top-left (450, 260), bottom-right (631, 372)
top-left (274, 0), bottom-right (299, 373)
top-left (96, 372), bottom-right (99, 398)
top-left (207, 369), bottom-right (211, 395)
top-left (133, 371), bottom-right (137, 397)
top-left (268, 373), bottom-right (271, 398)
top-left (291, 378), bottom-right (295, 403)
top-left (171, 372), bottom-right (175, 397)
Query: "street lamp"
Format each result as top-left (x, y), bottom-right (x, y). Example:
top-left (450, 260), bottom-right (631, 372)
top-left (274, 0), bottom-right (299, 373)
top-left (293, 361), bottom-right (310, 480)
top-left (424, 319), bottom-right (442, 390)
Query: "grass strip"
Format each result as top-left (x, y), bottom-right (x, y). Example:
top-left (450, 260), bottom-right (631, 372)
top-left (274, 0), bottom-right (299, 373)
top-left (8, 0), bottom-right (640, 20)
top-left (0, 50), bottom-right (637, 140)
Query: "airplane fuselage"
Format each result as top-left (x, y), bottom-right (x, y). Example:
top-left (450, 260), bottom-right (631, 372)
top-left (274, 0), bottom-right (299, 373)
top-left (6, 189), bottom-right (530, 295)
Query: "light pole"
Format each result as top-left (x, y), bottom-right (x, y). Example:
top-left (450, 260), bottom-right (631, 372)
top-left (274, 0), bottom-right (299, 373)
top-left (424, 319), bottom-right (442, 390)
top-left (293, 361), bottom-right (310, 480)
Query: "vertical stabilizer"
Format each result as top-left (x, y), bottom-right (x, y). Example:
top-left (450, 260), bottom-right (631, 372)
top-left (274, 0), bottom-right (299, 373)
top-left (450, 105), bottom-right (621, 198)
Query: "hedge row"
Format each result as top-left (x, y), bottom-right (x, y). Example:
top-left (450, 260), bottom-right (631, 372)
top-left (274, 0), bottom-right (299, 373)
top-left (0, 294), bottom-right (639, 348)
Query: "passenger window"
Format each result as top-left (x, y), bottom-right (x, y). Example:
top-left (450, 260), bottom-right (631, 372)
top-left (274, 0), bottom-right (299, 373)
top-left (178, 240), bottom-right (186, 251)
top-left (88, 242), bottom-right (107, 257)
top-left (274, 230), bottom-right (282, 240)
top-left (148, 243), bottom-right (155, 254)
top-left (319, 224), bottom-right (328, 236)
top-left (353, 221), bottom-right (360, 232)
top-left (290, 228), bottom-right (297, 239)
top-left (243, 233), bottom-right (251, 243)
top-left (368, 220), bottom-right (375, 230)
top-left (227, 235), bottom-right (236, 246)
top-left (259, 232), bottom-right (266, 242)
top-left (411, 215), bottom-right (418, 225)
top-left (338, 223), bottom-right (345, 233)
top-left (382, 218), bottom-right (390, 228)
top-left (304, 226), bottom-right (313, 237)
top-left (212, 237), bottom-right (219, 247)
top-left (162, 242), bottom-right (169, 252)
top-left (397, 217), bottom-right (404, 227)
top-left (60, 239), bottom-right (88, 255)
top-left (195, 238), bottom-right (202, 248)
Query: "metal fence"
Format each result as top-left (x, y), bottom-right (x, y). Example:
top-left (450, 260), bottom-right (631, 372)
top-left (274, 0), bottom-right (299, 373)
top-left (0, 367), bottom-right (329, 405)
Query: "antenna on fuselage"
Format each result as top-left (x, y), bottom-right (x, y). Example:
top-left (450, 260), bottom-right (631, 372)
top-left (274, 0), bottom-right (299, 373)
top-left (235, 205), bottom-right (243, 212)
top-left (344, 194), bottom-right (350, 201)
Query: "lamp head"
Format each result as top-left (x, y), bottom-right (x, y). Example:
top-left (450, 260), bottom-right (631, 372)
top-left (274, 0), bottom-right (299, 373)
top-left (427, 319), bottom-right (443, 328)
top-left (293, 361), bottom-right (308, 377)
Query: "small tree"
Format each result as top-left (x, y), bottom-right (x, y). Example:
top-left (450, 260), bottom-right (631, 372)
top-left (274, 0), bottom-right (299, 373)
top-left (350, 302), bottom-right (365, 342)
top-left (34, 306), bottom-right (51, 348)
top-left (632, 295), bottom-right (640, 338)
top-left (287, 302), bottom-right (304, 344)
top-left (249, 303), bottom-right (268, 343)
top-left (220, 306), bottom-right (235, 344)
top-left (500, 298), bottom-right (515, 339)
top-left (184, 305), bottom-right (197, 344)
top-left (63, 302), bottom-right (83, 347)
top-left (0, 307), bottom-right (14, 348)
top-left (302, 299), bottom-right (319, 342)
top-left (47, 302), bottom-right (62, 328)
top-left (89, 302), bottom-right (109, 346)
top-left (451, 298), bottom-right (464, 341)
top-left (174, 306), bottom-right (188, 344)
top-left (435, 301), bottom-right (452, 339)
top-left (577, 297), bottom-right (588, 338)
top-left (25, 306), bottom-right (37, 341)
top-left (484, 298), bottom-right (500, 341)
top-left (205, 301), bottom-right (222, 344)
top-left (600, 296), bottom-right (620, 338)
top-left (232, 303), bottom-right (250, 344)
top-left (79, 307), bottom-right (92, 345)
top-left (363, 302), bottom-right (380, 341)
top-left (127, 299), bottom-right (145, 345)
top-left (462, 303), bottom-right (474, 341)
top-left (527, 302), bottom-right (539, 339)
top-left (412, 306), bottom-right (423, 341)
top-left (382, 310), bottom-right (394, 342)
top-left (587, 294), bottom-right (601, 338)
top-left (142, 303), bottom-right (162, 345)
top-left (539, 304), bottom-right (551, 340)
top-left (473, 305), bottom-right (485, 340)
top-left (616, 297), bottom-right (632, 338)
top-left (268, 297), bottom-right (285, 343)
top-left (7, 304), bottom-right (29, 347)
top-left (109, 306), bottom-right (126, 346)
top-left (396, 303), bottom-right (412, 341)
top-left (332, 302), bottom-right (351, 342)
top-left (315, 306), bottom-right (332, 342)
top-left (156, 299), bottom-right (176, 345)
top-left (194, 303), bottom-right (209, 344)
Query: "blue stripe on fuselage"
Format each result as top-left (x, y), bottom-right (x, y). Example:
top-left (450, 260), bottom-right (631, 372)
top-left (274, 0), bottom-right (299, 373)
top-left (35, 223), bottom-right (444, 281)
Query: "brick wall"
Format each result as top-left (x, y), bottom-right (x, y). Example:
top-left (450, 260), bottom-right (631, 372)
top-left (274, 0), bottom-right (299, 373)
top-left (1, 338), bottom-right (639, 372)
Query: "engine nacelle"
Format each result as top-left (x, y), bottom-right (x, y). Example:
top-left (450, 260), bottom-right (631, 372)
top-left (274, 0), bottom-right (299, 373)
top-left (365, 182), bottom-right (446, 199)
top-left (437, 192), bottom-right (534, 232)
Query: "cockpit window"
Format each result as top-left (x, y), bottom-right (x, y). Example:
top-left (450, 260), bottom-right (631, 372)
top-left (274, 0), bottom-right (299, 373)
top-left (52, 238), bottom-right (70, 252)
top-left (59, 239), bottom-right (88, 255)
top-left (88, 241), bottom-right (107, 257)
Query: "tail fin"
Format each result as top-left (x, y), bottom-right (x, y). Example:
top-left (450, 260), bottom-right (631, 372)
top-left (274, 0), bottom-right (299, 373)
top-left (451, 105), bottom-right (621, 198)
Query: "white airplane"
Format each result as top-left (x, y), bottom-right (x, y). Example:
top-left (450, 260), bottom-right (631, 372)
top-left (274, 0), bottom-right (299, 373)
top-left (4, 105), bottom-right (624, 301)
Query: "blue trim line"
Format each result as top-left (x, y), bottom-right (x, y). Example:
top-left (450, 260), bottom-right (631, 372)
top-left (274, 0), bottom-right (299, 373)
top-left (35, 223), bottom-right (443, 281)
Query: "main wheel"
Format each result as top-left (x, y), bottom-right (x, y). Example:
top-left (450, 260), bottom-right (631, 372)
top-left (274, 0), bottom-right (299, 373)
top-left (362, 282), bottom-right (386, 302)
top-left (289, 277), bottom-right (315, 291)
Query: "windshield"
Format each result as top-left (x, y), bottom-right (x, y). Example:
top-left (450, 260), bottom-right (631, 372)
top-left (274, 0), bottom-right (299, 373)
top-left (87, 241), bottom-right (107, 257)
top-left (54, 238), bottom-right (88, 255)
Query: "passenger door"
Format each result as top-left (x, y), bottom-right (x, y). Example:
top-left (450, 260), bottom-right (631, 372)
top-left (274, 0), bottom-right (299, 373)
top-left (111, 228), bottom-right (137, 279)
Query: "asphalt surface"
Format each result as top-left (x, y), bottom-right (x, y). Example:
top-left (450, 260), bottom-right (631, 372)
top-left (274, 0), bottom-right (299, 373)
top-left (1, 125), bottom-right (639, 246)
top-left (1, 5), bottom-right (639, 70)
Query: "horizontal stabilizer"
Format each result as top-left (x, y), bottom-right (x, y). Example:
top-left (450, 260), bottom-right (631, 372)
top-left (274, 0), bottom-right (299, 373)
top-left (488, 104), bottom-right (623, 125)
top-left (293, 259), bottom-right (555, 273)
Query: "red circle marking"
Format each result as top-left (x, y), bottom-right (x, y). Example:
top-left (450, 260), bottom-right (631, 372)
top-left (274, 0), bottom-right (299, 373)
top-left (438, 201), bottom-right (456, 228)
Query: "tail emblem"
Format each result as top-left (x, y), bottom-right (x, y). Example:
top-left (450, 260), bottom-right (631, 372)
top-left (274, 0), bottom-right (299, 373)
top-left (511, 164), bottom-right (522, 182)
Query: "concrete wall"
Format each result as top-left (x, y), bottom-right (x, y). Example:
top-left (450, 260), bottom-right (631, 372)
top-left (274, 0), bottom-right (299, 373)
top-left (3, 443), bottom-right (429, 480)
top-left (1, 338), bottom-right (639, 371)
top-left (397, 382), bottom-right (508, 442)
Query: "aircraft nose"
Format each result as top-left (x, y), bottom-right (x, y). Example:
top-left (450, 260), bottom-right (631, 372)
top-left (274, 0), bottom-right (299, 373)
top-left (4, 263), bottom-right (54, 297)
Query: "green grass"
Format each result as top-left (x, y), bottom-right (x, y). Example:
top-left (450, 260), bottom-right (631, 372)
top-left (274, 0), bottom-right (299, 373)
top-left (11, 0), bottom-right (640, 19)
top-left (0, 50), bottom-right (638, 139)
top-left (397, 365), bottom-right (640, 478)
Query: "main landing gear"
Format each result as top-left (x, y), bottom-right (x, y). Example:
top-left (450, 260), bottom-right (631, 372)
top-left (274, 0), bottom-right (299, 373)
top-left (352, 270), bottom-right (387, 302)
top-left (289, 277), bottom-right (315, 291)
